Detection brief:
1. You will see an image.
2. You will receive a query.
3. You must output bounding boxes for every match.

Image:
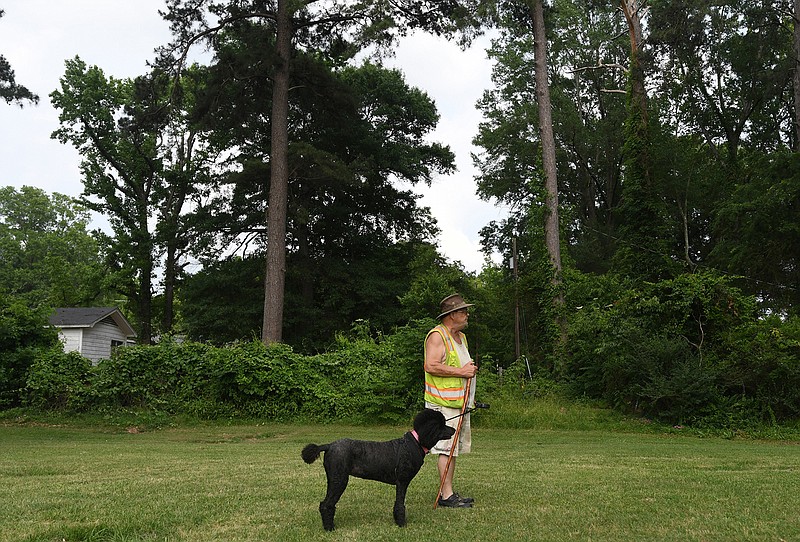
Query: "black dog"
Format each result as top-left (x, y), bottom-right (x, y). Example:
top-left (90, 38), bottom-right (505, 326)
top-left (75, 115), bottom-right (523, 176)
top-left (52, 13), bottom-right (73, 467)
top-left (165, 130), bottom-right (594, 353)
top-left (301, 408), bottom-right (455, 530)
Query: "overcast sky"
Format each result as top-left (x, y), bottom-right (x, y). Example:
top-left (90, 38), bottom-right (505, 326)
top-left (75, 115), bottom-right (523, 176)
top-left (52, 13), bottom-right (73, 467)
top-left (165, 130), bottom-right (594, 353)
top-left (0, 0), bottom-right (507, 273)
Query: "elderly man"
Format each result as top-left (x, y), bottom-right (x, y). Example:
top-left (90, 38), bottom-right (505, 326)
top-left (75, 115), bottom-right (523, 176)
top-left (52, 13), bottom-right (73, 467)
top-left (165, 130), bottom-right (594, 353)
top-left (424, 293), bottom-right (478, 508)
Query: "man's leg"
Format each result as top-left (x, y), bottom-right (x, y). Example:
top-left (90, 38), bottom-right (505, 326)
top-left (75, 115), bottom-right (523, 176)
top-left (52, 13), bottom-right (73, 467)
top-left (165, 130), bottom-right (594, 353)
top-left (437, 454), bottom-right (456, 500)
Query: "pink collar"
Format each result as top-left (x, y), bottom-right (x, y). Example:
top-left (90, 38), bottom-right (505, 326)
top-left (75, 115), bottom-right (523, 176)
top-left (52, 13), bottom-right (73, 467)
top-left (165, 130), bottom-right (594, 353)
top-left (411, 430), bottom-right (429, 454)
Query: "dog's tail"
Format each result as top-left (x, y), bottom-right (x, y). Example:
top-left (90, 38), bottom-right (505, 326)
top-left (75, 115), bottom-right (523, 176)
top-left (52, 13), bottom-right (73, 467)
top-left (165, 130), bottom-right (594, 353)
top-left (301, 443), bottom-right (330, 464)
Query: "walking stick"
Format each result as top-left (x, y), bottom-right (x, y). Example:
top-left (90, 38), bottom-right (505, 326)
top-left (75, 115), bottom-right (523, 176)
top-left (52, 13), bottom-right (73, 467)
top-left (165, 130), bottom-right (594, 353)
top-left (433, 375), bottom-right (472, 509)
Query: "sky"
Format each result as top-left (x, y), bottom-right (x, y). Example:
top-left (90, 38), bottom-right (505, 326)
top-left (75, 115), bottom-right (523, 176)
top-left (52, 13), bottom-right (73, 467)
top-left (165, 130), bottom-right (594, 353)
top-left (0, 0), bottom-right (507, 273)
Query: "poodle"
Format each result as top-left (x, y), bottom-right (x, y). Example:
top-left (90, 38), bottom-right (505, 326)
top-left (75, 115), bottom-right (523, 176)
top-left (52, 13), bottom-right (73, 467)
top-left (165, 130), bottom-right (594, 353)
top-left (301, 408), bottom-right (456, 530)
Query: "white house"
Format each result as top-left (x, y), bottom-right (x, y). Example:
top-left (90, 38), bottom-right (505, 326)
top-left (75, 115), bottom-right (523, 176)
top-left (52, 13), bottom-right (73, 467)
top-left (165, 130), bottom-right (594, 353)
top-left (49, 307), bottom-right (137, 364)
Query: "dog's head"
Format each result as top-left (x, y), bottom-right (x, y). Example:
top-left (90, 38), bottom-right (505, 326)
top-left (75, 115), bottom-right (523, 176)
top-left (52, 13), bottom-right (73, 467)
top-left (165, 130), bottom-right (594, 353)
top-left (413, 409), bottom-right (456, 450)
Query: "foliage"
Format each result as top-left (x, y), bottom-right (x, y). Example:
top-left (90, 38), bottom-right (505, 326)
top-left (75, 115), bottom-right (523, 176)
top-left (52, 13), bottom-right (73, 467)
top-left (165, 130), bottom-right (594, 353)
top-left (565, 269), bottom-right (800, 426)
top-left (177, 31), bottom-right (457, 349)
top-left (24, 349), bottom-right (92, 410)
top-left (50, 58), bottom-right (213, 342)
top-left (0, 294), bottom-right (58, 408)
top-left (43, 326), bottom-right (428, 422)
top-left (11, 293), bottom-right (800, 430)
top-left (710, 150), bottom-right (800, 315)
top-left (0, 186), bottom-right (109, 307)
top-left (179, 257), bottom-right (264, 345)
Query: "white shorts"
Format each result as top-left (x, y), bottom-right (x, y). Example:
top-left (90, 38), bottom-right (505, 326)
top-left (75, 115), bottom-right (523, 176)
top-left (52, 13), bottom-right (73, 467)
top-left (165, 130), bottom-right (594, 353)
top-left (425, 402), bottom-right (471, 456)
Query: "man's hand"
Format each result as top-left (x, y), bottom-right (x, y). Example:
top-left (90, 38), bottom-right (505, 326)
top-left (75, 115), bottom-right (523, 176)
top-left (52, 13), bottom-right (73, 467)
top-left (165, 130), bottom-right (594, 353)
top-left (461, 361), bottom-right (478, 378)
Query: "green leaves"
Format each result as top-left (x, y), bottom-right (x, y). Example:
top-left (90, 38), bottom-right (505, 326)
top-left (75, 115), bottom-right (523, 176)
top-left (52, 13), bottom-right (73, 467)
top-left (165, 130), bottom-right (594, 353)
top-left (0, 186), bottom-right (108, 308)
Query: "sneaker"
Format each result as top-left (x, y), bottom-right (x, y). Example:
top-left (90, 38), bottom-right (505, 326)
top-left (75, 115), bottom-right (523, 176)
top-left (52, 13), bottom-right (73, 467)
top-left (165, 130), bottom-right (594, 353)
top-left (453, 492), bottom-right (474, 504)
top-left (437, 493), bottom-right (473, 508)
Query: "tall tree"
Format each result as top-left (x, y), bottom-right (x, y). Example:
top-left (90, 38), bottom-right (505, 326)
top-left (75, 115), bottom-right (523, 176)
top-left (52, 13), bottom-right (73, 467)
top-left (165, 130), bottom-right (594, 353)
top-left (474, 1), bottom-right (632, 365)
top-left (612, 0), bottom-right (680, 280)
top-left (51, 58), bottom-right (213, 342)
top-left (530, 0), bottom-right (565, 339)
top-left (51, 59), bottom-right (158, 342)
top-left (161, 0), bottom-right (481, 344)
top-left (794, 0), bottom-right (800, 148)
top-left (649, 0), bottom-right (794, 163)
top-left (180, 38), bottom-right (455, 348)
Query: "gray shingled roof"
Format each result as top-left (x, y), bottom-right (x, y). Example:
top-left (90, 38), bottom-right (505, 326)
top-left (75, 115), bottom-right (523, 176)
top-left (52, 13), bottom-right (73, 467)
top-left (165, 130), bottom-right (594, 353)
top-left (49, 307), bottom-right (137, 337)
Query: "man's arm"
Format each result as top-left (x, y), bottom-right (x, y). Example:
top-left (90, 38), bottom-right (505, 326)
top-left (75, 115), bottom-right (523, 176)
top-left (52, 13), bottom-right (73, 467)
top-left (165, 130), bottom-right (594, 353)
top-left (424, 332), bottom-right (477, 378)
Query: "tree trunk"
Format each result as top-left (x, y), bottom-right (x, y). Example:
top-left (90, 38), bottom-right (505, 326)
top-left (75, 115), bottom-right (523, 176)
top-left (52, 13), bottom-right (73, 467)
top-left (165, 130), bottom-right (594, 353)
top-left (794, 0), bottom-right (800, 149)
top-left (262, 0), bottom-right (292, 344)
top-left (164, 243), bottom-right (176, 332)
top-left (531, 0), bottom-right (567, 361)
top-left (139, 247), bottom-right (153, 345)
top-left (531, 0), bottom-right (562, 283)
top-left (621, 0), bottom-right (650, 185)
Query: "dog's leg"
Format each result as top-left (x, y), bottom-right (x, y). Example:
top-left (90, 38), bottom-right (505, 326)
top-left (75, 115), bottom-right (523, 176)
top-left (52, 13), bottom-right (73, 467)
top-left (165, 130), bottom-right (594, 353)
top-left (393, 482), bottom-right (409, 527)
top-left (320, 473), bottom-right (348, 531)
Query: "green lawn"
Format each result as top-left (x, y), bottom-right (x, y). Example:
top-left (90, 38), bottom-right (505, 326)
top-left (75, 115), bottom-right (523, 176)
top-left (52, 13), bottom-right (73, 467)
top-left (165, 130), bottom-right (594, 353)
top-left (1, 421), bottom-right (798, 541)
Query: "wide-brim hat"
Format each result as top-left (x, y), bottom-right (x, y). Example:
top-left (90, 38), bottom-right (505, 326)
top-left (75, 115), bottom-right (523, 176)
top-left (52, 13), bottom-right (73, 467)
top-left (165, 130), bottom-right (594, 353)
top-left (437, 293), bottom-right (474, 319)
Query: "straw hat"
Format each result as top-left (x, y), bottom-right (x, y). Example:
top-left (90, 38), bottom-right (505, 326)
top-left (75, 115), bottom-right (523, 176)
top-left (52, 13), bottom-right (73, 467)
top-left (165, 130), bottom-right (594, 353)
top-left (437, 293), bottom-right (474, 319)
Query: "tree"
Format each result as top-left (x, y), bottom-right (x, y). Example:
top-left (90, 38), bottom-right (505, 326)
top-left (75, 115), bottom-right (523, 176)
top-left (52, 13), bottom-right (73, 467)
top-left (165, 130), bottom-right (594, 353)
top-left (612, 0), bottom-right (678, 280)
top-left (649, 0), bottom-right (795, 162)
top-left (0, 186), bottom-right (108, 308)
top-left (179, 38), bottom-right (456, 349)
top-left (160, 0), bottom-right (482, 344)
top-left (51, 59), bottom-right (213, 342)
top-left (0, 10), bottom-right (38, 107)
top-left (530, 0), bottom-right (565, 349)
top-left (473, 0), bottom-right (630, 366)
top-left (795, 0), bottom-right (800, 148)
top-left (710, 151), bottom-right (800, 316)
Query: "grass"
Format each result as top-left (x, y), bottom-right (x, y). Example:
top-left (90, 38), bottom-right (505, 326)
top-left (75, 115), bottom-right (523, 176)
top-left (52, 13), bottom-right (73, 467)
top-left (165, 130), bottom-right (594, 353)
top-left (1, 415), bottom-right (799, 541)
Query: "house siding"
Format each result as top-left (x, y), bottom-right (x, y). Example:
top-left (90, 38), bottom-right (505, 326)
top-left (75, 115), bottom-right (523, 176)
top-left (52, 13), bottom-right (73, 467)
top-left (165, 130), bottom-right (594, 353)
top-left (80, 318), bottom-right (130, 364)
top-left (58, 328), bottom-right (83, 355)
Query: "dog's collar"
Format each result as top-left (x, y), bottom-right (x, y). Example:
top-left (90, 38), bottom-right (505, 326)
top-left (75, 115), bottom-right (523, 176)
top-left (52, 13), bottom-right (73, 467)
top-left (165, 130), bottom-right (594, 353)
top-left (410, 430), bottom-right (429, 454)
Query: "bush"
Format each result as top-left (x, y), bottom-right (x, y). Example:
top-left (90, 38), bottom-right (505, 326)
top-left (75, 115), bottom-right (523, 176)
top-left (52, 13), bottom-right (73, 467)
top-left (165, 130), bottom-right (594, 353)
top-left (0, 295), bottom-right (59, 408)
top-left (90, 340), bottom-right (216, 412)
top-left (25, 348), bottom-right (92, 410)
top-left (566, 270), bottom-right (800, 425)
top-left (212, 341), bottom-right (311, 419)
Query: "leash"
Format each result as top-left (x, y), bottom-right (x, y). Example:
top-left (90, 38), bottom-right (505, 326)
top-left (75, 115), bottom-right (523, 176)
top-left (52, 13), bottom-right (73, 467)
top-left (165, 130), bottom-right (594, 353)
top-left (445, 402), bottom-right (489, 421)
top-left (433, 376), bottom-right (472, 509)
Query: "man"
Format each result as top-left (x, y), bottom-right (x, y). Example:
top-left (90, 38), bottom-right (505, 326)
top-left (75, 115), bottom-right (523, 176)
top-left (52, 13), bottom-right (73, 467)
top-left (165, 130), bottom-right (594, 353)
top-left (424, 293), bottom-right (478, 508)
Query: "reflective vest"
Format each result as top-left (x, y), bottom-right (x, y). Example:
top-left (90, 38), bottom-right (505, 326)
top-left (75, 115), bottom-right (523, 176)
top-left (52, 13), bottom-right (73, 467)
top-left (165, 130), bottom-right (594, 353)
top-left (424, 325), bottom-right (468, 408)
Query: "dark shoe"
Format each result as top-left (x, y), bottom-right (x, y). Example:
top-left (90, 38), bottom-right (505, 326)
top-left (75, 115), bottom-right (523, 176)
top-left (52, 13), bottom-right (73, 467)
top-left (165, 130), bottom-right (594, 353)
top-left (438, 494), bottom-right (473, 508)
top-left (453, 492), bottom-right (474, 504)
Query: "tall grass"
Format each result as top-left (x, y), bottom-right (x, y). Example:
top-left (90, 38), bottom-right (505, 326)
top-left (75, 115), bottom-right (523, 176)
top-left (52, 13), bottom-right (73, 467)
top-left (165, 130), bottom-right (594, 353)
top-left (2, 413), bottom-right (799, 542)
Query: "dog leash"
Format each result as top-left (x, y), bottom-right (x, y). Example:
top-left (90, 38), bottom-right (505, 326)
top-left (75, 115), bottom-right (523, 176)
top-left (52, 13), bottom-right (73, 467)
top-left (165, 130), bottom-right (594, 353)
top-left (445, 402), bottom-right (489, 421)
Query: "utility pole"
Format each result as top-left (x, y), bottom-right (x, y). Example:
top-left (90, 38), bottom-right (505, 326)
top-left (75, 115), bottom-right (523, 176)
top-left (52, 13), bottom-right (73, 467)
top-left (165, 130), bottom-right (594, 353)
top-left (513, 237), bottom-right (521, 361)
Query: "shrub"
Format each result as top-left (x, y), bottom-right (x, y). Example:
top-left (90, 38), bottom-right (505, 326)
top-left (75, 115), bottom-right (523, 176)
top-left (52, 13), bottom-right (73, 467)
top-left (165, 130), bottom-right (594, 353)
top-left (25, 348), bottom-right (92, 410)
top-left (566, 270), bottom-right (800, 425)
top-left (90, 340), bottom-right (216, 411)
top-left (212, 341), bottom-right (311, 419)
top-left (0, 295), bottom-right (59, 408)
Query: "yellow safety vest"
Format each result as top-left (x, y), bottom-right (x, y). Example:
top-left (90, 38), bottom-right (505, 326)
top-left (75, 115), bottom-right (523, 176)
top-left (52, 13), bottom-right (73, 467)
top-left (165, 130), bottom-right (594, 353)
top-left (424, 325), bottom-right (468, 408)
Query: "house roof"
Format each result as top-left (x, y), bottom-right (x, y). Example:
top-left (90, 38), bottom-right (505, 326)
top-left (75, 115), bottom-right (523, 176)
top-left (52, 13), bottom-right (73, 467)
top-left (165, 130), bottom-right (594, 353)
top-left (49, 307), bottom-right (137, 338)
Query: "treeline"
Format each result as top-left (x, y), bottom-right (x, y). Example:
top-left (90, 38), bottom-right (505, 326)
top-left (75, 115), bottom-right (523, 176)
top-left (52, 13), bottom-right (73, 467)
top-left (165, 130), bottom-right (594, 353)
top-left (3, 277), bottom-right (799, 428)
top-left (2, 2), bottom-right (800, 428)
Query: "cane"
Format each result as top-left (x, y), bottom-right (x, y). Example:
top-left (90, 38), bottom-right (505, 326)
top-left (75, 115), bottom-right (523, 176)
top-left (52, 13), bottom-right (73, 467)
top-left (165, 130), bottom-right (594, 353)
top-left (433, 375), bottom-right (472, 509)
